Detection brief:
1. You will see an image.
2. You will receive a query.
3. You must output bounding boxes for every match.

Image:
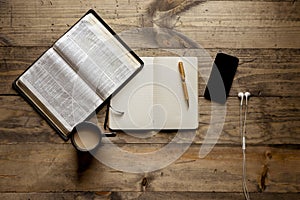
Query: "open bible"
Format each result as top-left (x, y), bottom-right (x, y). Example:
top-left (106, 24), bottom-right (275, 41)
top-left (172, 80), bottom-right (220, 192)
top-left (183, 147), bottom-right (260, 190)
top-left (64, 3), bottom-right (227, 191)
top-left (13, 10), bottom-right (143, 140)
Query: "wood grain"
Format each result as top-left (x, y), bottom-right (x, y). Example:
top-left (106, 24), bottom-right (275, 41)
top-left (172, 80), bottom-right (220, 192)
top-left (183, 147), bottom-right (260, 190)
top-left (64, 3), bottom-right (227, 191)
top-left (1, 47), bottom-right (300, 96)
top-left (0, 192), bottom-right (111, 200)
top-left (111, 192), bottom-right (300, 200)
top-left (0, 96), bottom-right (299, 145)
top-left (0, 192), bottom-right (299, 200)
top-left (0, 0), bottom-right (299, 198)
top-left (0, 143), bottom-right (299, 192)
top-left (0, 1), bottom-right (299, 48)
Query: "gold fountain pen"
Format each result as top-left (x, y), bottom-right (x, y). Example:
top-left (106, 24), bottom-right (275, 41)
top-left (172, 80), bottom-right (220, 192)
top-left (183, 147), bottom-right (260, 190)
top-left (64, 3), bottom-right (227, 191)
top-left (178, 61), bottom-right (189, 108)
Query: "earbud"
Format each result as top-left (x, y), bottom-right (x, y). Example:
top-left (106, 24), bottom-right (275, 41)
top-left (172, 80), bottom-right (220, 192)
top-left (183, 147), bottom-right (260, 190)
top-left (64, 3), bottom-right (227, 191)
top-left (238, 92), bottom-right (244, 106)
top-left (238, 91), bottom-right (251, 200)
top-left (244, 92), bottom-right (251, 105)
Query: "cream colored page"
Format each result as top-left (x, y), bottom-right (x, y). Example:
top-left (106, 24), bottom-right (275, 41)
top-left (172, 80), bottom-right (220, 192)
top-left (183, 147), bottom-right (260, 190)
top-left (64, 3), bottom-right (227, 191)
top-left (153, 57), bottom-right (198, 129)
top-left (20, 48), bottom-right (102, 131)
top-left (109, 57), bottom-right (198, 130)
top-left (54, 13), bottom-right (141, 100)
top-left (109, 57), bottom-right (154, 129)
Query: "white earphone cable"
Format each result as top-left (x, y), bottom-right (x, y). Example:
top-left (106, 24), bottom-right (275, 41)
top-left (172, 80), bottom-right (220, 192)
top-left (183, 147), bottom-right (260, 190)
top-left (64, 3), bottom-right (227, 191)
top-left (239, 93), bottom-right (251, 200)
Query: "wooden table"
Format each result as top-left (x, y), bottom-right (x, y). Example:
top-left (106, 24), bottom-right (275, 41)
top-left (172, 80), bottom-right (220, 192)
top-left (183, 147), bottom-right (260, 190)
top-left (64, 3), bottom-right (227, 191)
top-left (0, 0), bottom-right (299, 199)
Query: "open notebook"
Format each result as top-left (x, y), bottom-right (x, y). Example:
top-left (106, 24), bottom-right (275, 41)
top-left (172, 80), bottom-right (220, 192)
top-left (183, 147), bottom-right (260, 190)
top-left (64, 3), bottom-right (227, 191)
top-left (109, 57), bottom-right (198, 130)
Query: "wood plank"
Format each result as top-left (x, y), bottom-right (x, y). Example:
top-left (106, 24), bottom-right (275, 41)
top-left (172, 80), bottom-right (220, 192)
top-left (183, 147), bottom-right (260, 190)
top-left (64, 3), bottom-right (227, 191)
top-left (0, 1), bottom-right (299, 48)
top-left (0, 192), bottom-right (111, 200)
top-left (111, 192), bottom-right (300, 200)
top-left (0, 96), bottom-right (299, 145)
top-left (0, 0), bottom-right (150, 19)
top-left (175, 1), bottom-right (300, 49)
top-left (1, 47), bottom-right (300, 96)
top-left (0, 143), bottom-right (299, 192)
top-left (0, 192), bottom-right (299, 200)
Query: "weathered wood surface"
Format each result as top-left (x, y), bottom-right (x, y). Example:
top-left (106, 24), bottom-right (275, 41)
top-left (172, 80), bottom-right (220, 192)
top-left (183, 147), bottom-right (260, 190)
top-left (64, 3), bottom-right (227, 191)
top-left (0, 1), bottom-right (299, 48)
top-left (0, 144), bottom-right (299, 193)
top-left (111, 192), bottom-right (300, 200)
top-left (1, 47), bottom-right (300, 96)
top-left (0, 192), bottom-right (299, 200)
top-left (0, 96), bottom-right (299, 145)
top-left (0, 0), bottom-right (299, 198)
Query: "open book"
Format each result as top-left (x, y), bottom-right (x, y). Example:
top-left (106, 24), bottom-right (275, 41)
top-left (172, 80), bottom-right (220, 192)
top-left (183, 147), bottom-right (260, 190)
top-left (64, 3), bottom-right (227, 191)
top-left (109, 57), bottom-right (198, 130)
top-left (13, 10), bottom-right (143, 140)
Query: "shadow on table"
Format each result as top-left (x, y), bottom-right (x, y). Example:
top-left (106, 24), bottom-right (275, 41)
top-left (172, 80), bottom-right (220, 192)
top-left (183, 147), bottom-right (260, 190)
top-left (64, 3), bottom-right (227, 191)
top-left (76, 151), bottom-right (95, 180)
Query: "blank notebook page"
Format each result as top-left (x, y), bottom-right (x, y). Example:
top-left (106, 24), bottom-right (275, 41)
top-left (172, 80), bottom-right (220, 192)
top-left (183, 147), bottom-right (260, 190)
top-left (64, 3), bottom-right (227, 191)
top-left (109, 57), bottom-right (198, 130)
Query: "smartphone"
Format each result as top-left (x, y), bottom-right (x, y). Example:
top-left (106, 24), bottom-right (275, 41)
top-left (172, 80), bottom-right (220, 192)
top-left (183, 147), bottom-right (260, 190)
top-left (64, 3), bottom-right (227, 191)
top-left (204, 53), bottom-right (239, 104)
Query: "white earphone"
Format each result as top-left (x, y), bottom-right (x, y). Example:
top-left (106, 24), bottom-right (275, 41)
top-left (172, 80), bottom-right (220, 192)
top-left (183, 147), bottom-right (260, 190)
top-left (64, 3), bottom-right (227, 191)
top-left (238, 92), bottom-right (244, 106)
top-left (238, 92), bottom-right (251, 106)
top-left (244, 92), bottom-right (251, 105)
top-left (237, 91), bottom-right (251, 200)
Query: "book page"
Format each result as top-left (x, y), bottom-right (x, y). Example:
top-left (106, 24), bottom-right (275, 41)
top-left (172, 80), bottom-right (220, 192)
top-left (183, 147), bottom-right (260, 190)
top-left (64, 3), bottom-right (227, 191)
top-left (153, 57), bottom-right (198, 129)
top-left (109, 57), bottom-right (154, 129)
top-left (54, 13), bottom-right (141, 100)
top-left (109, 57), bottom-right (198, 130)
top-left (19, 48), bottom-right (102, 132)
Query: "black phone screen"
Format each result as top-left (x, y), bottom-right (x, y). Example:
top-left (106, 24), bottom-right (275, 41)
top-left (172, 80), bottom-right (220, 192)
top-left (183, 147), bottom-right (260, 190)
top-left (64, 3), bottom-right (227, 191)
top-left (204, 53), bottom-right (239, 104)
